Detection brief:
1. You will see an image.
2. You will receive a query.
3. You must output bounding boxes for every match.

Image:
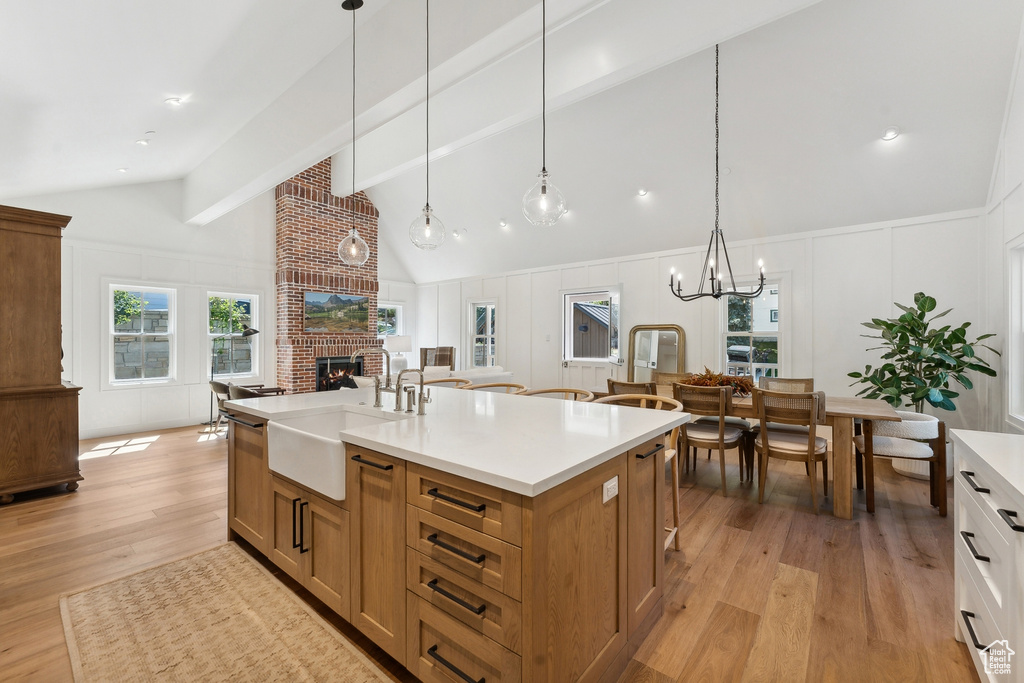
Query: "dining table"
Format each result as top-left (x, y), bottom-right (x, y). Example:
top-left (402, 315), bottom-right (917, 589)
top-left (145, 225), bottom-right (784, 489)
top-left (656, 386), bottom-right (900, 519)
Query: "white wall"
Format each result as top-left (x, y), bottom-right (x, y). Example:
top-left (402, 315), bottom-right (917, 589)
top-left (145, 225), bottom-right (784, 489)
top-left (8, 180), bottom-right (278, 438)
top-left (417, 209), bottom-right (995, 432)
top-left (983, 19), bottom-right (1024, 434)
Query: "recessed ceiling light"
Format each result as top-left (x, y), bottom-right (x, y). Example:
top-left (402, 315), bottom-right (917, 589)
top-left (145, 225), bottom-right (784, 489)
top-left (164, 97), bottom-right (183, 107)
top-left (136, 139), bottom-right (149, 146)
top-left (637, 188), bottom-right (648, 196)
top-left (453, 229), bottom-right (466, 239)
top-left (499, 220), bottom-right (508, 229)
top-left (882, 126), bottom-right (901, 141)
top-left (117, 168), bottom-right (128, 173)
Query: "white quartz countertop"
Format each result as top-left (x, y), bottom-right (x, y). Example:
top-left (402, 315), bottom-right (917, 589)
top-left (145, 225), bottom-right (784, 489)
top-left (951, 429), bottom-right (1024, 502)
top-left (226, 387), bottom-right (690, 497)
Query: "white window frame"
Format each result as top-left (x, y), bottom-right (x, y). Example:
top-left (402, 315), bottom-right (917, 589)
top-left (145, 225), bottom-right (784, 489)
top-left (467, 298), bottom-right (498, 368)
top-left (1007, 239), bottom-right (1024, 431)
top-left (108, 284), bottom-right (177, 385)
top-left (562, 286), bottom-right (622, 363)
top-left (377, 302), bottom-right (404, 337)
top-left (208, 291), bottom-right (259, 380)
top-left (721, 281), bottom-right (782, 381)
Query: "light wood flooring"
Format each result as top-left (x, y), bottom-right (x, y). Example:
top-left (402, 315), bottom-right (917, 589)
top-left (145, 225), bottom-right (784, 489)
top-left (0, 426), bottom-right (977, 682)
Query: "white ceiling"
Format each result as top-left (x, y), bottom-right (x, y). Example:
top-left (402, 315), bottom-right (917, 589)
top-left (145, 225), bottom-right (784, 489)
top-left (2, 0), bottom-right (1021, 283)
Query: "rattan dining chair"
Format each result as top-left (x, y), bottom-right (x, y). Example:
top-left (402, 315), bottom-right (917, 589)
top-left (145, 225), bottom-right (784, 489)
top-left (422, 377), bottom-right (472, 389)
top-left (606, 379), bottom-right (657, 395)
top-left (593, 393), bottom-right (683, 550)
top-left (672, 384), bottom-right (751, 493)
top-left (518, 387), bottom-right (594, 401)
top-left (753, 389), bottom-right (829, 513)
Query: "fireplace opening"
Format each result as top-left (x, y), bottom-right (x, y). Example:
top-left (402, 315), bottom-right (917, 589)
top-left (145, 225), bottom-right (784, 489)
top-left (316, 356), bottom-right (364, 391)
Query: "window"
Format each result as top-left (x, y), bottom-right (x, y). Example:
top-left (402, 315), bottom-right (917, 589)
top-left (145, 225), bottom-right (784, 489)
top-left (724, 285), bottom-right (779, 381)
top-left (470, 300), bottom-right (497, 367)
top-left (209, 293), bottom-right (258, 377)
top-left (377, 304), bottom-right (402, 336)
top-left (110, 286), bottom-right (175, 382)
top-left (563, 287), bottom-right (621, 362)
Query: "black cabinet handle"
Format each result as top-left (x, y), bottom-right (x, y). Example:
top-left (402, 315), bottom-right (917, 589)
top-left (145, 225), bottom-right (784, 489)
top-left (427, 533), bottom-right (485, 564)
top-left (291, 497), bottom-right (302, 549)
top-left (223, 413), bottom-right (264, 429)
top-left (637, 443), bottom-right (665, 460)
top-left (428, 487), bottom-right (485, 512)
top-left (998, 508), bottom-right (1024, 533)
top-left (960, 470), bottom-right (990, 494)
top-left (960, 531), bottom-right (990, 562)
top-left (960, 610), bottom-right (985, 650)
top-left (427, 644), bottom-right (484, 683)
top-left (351, 454), bottom-right (393, 471)
top-left (427, 578), bottom-right (486, 615)
top-left (299, 501), bottom-right (309, 554)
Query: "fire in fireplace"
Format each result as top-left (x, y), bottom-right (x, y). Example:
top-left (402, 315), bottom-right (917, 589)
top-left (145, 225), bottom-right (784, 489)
top-left (316, 356), bottom-right (364, 391)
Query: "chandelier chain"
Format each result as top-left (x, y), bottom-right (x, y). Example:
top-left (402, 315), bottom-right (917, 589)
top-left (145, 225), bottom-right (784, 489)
top-left (542, 0), bottom-right (547, 171)
top-left (714, 43), bottom-right (719, 234)
top-left (425, 0), bottom-right (430, 206)
top-left (351, 8), bottom-right (356, 199)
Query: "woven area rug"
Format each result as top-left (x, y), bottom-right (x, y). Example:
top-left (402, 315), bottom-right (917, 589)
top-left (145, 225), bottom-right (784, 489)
top-left (59, 543), bottom-right (391, 682)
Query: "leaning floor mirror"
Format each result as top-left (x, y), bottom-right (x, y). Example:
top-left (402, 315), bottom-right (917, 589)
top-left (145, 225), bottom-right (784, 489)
top-left (626, 324), bottom-right (685, 383)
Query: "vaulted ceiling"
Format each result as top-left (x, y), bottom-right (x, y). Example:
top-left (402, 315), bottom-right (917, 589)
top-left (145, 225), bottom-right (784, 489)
top-left (2, 0), bottom-right (1020, 283)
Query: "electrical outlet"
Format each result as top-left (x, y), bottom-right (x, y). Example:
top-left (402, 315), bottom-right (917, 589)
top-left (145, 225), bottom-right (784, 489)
top-left (602, 476), bottom-right (619, 503)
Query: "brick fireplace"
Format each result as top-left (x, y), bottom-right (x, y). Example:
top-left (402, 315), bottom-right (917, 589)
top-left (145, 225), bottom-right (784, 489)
top-left (275, 158), bottom-right (382, 393)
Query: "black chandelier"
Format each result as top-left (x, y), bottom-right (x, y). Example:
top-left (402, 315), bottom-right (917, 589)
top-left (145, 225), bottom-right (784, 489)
top-left (669, 44), bottom-right (764, 302)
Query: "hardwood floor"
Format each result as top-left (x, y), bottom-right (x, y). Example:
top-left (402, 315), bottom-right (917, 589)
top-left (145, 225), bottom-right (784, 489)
top-left (0, 427), bottom-right (977, 682)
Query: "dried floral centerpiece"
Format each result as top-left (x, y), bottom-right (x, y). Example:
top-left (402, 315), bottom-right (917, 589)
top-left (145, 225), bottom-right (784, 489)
top-left (678, 367), bottom-right (754, 396)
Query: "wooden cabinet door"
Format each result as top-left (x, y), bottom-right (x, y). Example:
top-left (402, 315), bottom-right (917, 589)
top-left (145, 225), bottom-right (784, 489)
top-left (626, 436), bottom-right (664, 637)
top-left (349, 446), bottom-right (407, 665)
top-left (228, 416), bottom-right (270, 553)
top-left (306, 494), bottom-right (350, 620)
top-left (270, 476), bottom-right (304, 583)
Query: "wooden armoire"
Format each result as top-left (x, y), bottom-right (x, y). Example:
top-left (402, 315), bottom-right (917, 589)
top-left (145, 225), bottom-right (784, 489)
top-left (0, 205), bottom-right (81, 504)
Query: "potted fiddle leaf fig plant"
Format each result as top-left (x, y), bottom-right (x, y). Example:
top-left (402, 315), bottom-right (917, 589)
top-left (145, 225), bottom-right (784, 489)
top-left (848, 292), bottom-right (998, 412)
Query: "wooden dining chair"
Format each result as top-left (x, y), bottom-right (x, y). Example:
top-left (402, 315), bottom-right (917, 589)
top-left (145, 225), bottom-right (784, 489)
top-left (422, 377), bottom-right (472, 388)
top-left (607, 379), bottom-right (657, 395)
top-left (672, 384), bottom-right (751, 492)
top-left (209, 381), bottom-right (231, 432)
top-left (753, 388), bottom-right (829, 514)
top-left (593, 393), bottom-right (682, 550)
top-left (758, 377), bottom-right (814, 392)
top-left (518, 387), bottom-right (594, 401)
top-left (854, 411), bottom-right (947, 516)
top-left (462, 382), bottom-right (528, 394)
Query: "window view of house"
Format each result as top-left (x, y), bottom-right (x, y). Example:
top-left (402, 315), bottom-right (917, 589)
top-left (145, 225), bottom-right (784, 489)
top-left (208, 294), bottom-right (256, 376)
top-left (377, 305), bottom-right (401, 336)
top-left (564, 290), bottom-right (620, 362)
top-left (471, 301), bottom-right (496, 367)
top-left (724, 286), bottom-right (779, 380)
top-left (111, 287), bottom-right (174, 381)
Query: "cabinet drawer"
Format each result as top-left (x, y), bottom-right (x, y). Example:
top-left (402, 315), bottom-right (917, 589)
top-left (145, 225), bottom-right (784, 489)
top-left (408, 463), bottom-right (523, 545)
top-left (407, 592), bottom-right (521, 683)
top-left (955, 474), bottom-right (1011, 626)
top-left (956, 555), bottom-right (1007, 683)
top-left (407, 547), bottom-right (522, 654)
top-left (408, 506), bottom-right (522, 600)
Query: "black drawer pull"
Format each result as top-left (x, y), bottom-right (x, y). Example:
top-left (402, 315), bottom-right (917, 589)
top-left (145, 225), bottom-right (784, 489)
top-left (223, 413), bottom-right (264, 429)
top-left (960, 610), bottom-right (985, 650)
top-left (637, 443), bottom-right (665, 460)
top-left (427, 644), bottom-right (484, 683)
top-left (960, 470), bottom-right (990, 494)
top-left (291, 497), bottom-right (302, 549)
top-left (998, 508), bottom-right (1024, 532)
top-left (351, 454), bottom-right (394, 471)
top-left (427, 533), bottom-right (485, 564)
top-left (299, 501), bottom-right (309, 554)
top-left (960, 531), bottom-right (990, 562)
top-left (427, 578), bottom-right (486, 615)
top-left (428, 487), bottom-right (485, 512)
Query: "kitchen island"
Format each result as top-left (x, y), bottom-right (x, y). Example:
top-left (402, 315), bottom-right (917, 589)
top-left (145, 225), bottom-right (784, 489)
top-left (224, 386), bottom-right (689, 683)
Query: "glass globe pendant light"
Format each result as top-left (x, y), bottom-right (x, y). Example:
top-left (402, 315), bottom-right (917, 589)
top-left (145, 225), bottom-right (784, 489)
top-left (522, 0), bottom-right (566, 226)
top-left (410, 0), bottom-right (446, 250)
top-left (338, 0), bottom-right (370, 266)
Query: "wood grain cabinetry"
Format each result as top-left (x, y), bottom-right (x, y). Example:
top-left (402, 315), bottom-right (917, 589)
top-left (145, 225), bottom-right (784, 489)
top-left (626, 436), bottom-right (665, 637)
top-left (227, 412), bottom-right (271, 553)
top-left (270, 475), bottom-right (350, 619)
top-left (0, 205), bottom-right (80, 504)
top-left (348, 444), bottom-right (407, 665)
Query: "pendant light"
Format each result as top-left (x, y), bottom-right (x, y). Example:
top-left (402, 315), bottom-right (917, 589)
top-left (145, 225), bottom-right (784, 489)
top-left (338, 0), bottom-right (370, 266)
top-left (669, 44), bottom-right (764, 301)
top-left (409, 0), bottom-right (446, 250)
top-left (522, 0), bottom-right (566, 226)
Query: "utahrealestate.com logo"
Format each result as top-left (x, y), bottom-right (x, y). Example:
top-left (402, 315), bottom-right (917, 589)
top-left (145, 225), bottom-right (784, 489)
top-left (983, 639), bottom-right (1015, 676)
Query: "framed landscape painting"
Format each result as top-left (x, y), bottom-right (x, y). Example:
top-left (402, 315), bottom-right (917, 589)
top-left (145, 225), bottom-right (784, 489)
top-left (304, 292), bottom-right (370, 333)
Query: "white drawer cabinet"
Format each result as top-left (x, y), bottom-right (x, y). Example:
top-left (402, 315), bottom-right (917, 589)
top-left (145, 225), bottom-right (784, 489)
top-left (952, 430), bottom-right (1024, 683)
